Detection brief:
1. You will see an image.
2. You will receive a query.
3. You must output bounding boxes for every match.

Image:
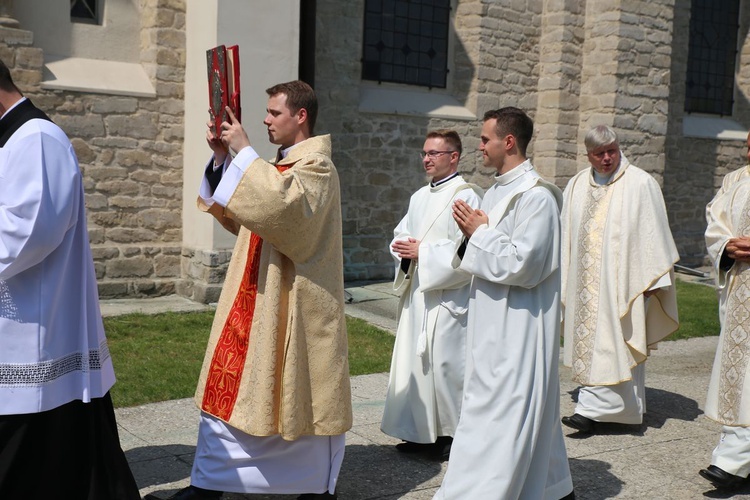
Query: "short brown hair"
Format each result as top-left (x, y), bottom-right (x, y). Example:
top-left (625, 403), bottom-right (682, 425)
top-left (426, 129), bottom-right (462, 157)
top-left (266, 80), bottom-right (318, 134)
top-left (483, 107), bottom-right (534, 156)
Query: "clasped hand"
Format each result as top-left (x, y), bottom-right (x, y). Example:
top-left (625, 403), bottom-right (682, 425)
top-left (392, 238), bottom-right (420, 260)
top-left (206, 106), bottom-right (251, 165)
top-left (726, 236), bottom-right (750, 262)
top-left (453, 199), bottom-right (488, 238)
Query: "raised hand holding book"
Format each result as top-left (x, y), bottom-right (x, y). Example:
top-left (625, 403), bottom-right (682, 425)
top-left (206, 44), bottom-right (241, 136)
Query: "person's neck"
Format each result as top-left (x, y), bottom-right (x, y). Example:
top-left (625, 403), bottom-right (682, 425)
top-left (431, 171), bottom-right (459, 186)
top-left (0, 91), bottom-right (23, 116)
top-left (496, 156), bottom-right (527, 175)
top-left (280, 132), bottom-right (312, 150)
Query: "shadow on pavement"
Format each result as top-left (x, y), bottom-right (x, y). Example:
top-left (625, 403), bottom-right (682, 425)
top-left (702, 481), bottom-right (750, 499)
top-left (131, 443), bottom-right (443, 500)
top-left (565, 386), bottom-right (703, 432)
top-left (644, 387), bottom-right (703, 427)
top-left (569, 458), bottom-right (625, 500)
top-left (336, 444), bottom-right (443, 498)
top-left (126, 444), bottom-right (194, 493)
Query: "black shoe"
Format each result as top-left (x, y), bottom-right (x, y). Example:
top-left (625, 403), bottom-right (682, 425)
top-left (434, 436), bottom-right (453, 461)
top-left (395, 440), bottom-right (433, 453)
top-left (297, 493), bottom-right (337, 499)
top-left (144, 485), bottom-right (223, 500)
top-left (561, 413), bottom-right (595, 433)
top-left (699, 465), bottom-right (746, 489)
top-left (559, 490), bottom-right (575, 500)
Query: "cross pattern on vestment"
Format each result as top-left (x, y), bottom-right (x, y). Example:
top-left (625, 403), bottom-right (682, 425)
top-left (571, 183), bottom-right (614, 384)
top-left (717, 199), bottom-right (750, 424)
top-left (719, 261), bottom-right (750, 423)
top-left (201, 164), bottom-right (292, 422)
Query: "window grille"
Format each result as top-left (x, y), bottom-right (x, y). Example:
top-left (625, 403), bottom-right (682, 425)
top-left (362, 0), bottom-right (451, 88)
top-left (71, 0), bottom-right (98, 24)
top-left (684, 0), bottom-right (740, 115)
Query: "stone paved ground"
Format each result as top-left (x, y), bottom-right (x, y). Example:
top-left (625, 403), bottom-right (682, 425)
top-left (111, 279), bottom-right (750, 499)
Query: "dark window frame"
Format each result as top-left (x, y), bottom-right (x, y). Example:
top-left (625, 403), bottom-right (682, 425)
top-left (684, 0), bottom-right (741, 116)
top-left (361, 0), bottom-right (451, 89)
top-left (71, 0), bottom-right (100, 25)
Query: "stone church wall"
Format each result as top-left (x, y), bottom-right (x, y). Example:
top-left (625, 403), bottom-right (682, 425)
top-left (2, 0), bottom-right (743, 299)
top-left (0, 0), bottom-right (187, 298)
top-left (664, 0), bottom-right (750, 266)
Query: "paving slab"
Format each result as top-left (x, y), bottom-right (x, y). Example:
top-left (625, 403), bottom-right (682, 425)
top-left (107, 277), bottom-right (750, 499)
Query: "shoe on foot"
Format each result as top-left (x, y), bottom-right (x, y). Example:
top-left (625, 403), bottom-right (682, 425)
top-left (434, 436), bottom-right (453, 461)
top-left (699, 465), bottom-right (746, 489)
top-left (561, 413), bottom-right (595, 433)
top-left (144, 485), bottom-right (223, 500)
top-left (395, 440), bottom-right (432, 453)
top-left (297, 492), bottom-right (337, 499)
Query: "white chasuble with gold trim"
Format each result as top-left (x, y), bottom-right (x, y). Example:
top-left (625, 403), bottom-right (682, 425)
top-left (706, 172), bottom-right (750, 426)
top-left (561, 158), bottom-right (679, 386)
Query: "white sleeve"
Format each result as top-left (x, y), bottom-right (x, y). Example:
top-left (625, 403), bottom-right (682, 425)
top-left (0, 128), bottom-right (79, 279)
top-left (198, 155), bottom-right (226, 205)
top-left (198, 146), bottom-right (260, 207)
top-left (419, 188), bottom-right (481, 291)
top-left (460, 187), bottom-right (560, 287)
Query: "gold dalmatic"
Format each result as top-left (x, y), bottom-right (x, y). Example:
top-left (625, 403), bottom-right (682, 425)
top-left (572, 184), bottom-right (614, 383)
top-left (718, 197), bottom-right (750, 423)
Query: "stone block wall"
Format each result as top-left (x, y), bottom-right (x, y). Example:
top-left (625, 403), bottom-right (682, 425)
top-left (575, 0), bottom-right (675, 186)
top-left (4, 0), bottom-right (736, 295)
top-left (178, 248), bottom-right (232, 304)
top-left (316, 0), bottom-right (543, 281)
top-left (533, 0), bottom-right (585, 185)
top-left (1, 0), bottom-right (187, 298)
top-left (663, 0), bottom-right (750, 266)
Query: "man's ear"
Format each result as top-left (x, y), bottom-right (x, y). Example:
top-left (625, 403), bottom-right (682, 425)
top-left (296, 107), bottom-right (308, 125)
top-left (505, 134), bottom-right (516, 153)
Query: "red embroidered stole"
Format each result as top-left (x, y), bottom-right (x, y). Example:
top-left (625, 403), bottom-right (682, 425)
top-left (201, 164), bottom-right (290, 420)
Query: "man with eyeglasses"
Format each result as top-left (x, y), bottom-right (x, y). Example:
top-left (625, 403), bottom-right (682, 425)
top-left (381, 129), bottom-right (482, 460)
top-left (560, 125), bottom-right (679, 436)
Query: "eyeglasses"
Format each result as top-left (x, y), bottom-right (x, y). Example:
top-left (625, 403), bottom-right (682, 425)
top-left (419, 150), bottom-right (456, 159)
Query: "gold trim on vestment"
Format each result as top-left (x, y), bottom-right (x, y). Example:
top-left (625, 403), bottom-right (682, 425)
top-left (572, 183), bottom-right (614, 383)
top-left (718, 198), bottom-right (750, 424)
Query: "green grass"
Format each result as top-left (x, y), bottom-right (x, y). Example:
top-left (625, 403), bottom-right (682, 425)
top-left (105, 311), bottom-right (215, 408)
top-left (105, 312), bottom-right (394, 408)
top-left (668, 279), bottom-right (721, 341)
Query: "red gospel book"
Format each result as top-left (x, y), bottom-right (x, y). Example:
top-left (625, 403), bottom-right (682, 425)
top-left (207, 44), bottom-right (241, 135)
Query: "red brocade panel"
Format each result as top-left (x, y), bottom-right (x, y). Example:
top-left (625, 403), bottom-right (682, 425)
top-left (201, 232), bottom-right (263, 419)
top-left (201, 164), bottom-right (291, 420)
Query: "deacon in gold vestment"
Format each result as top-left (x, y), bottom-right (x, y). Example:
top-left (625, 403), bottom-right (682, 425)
top-left (700, 132), bottom-right (750, 490)
top-left (560, 125), bottom-right (678, 434)
top-left (149, 81), bottom-right (351, 500)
